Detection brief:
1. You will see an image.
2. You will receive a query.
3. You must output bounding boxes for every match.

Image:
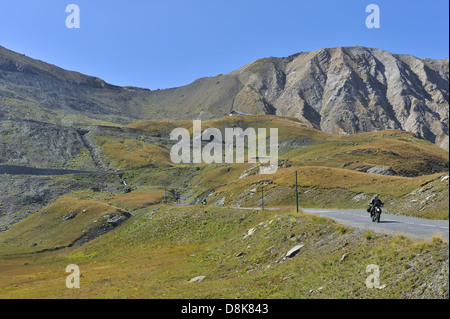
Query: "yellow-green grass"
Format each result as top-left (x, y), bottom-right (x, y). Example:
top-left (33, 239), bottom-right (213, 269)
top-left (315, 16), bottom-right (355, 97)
top-left (0, 206), bottom-right (447, 299)
top-left (108, 156), bottom-right (447, 220)
top-left (127, 115), bottom-right (447, 155)
top-left (0, 198), bottom-right (127, 253)
top-left (128, 115), bottom-right (334, 145)
top-left (114, 115), bottom-right (448, 178)
top-left (94, 135), bottom-right (171, 169)
top-left (128, 119), bottom-right (193, 132)
top-left (200, 165), bottom-right (448, 219)
top-left (206, 166), bottom-right (432, 199)
top-left (283, 130), bottom-right (448, 177)
top-left (189, 163), bottom-right (253, 188)
top-left (124, 115), bottom-right (448, 178)
top-left (111, 189), bottom-right (165, 210)
top-left (67, 114), bottom-right (448, 219)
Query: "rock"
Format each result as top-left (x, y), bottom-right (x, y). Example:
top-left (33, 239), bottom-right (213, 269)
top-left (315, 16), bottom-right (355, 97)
top-left (341, 161), bottom-right (356, 168)
top-left (236, 252), bottom-right (246, 258)
top-left (352, 193), bottom-right (367, 201)
top-left (214, 196), bottom-right (226, 206)
top-left (365, 166), bottom-right (395, 176)
top-left (285, 245), bottom-right (304, 258)
top-left (189, 276), bottom-right (206, 283)
top-left (340, 253), bottom-right (349, 263)
top-left (62, 212), bottom-right (76, 221)
top-left (246, 228), bottom-right (256, 238)
top-left (103, 213), bottom-right (129, 226)
top-left (421, 194), bottom-right (436, 205)
top-left (441, 176), bottom-right (449, 182)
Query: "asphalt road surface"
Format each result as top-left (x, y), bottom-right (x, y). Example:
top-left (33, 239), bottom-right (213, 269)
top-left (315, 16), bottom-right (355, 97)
top-left (303, 208), bottom-right (449, 241)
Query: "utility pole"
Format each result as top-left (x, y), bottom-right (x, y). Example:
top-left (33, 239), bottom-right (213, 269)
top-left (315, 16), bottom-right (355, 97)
top-left (261, 188), bottom-right (265, 211)
top-left (296, 170), bottom-right (299, 213)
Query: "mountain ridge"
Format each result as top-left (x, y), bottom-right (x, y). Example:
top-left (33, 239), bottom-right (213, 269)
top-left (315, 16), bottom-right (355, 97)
top-left (0, 45), bottom-right (448, 149)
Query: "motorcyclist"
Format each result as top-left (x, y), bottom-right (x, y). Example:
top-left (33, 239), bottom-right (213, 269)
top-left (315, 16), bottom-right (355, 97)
top-left (367, 195), bottom-right (384, 216)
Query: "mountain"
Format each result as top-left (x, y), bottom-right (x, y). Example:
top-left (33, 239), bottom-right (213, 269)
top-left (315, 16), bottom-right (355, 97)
top-left (0, 45), bottom-right (448, 149)
top-left (1, 46), bottom-right (449, 300)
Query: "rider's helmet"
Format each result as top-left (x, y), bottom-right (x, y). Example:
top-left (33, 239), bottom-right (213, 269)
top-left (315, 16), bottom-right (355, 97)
top-left (374, 194), bottom-right (379, 200)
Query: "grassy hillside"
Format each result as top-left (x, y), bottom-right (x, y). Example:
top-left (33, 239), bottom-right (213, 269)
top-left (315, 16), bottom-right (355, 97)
top-left (69, 116), bottom-right (448, 220)
top-left (284, 130), bottom-right (449, 177)
top-left (0, 204), bottom-right (447, 298)
top-left (94, 135), bottom-right (172, 170)
top-left (0, 198), bottom-right (130, 253)
top-left (101, 116), bottom-right (449, 175)
top-left (0, 115), bottom-right (448, 299)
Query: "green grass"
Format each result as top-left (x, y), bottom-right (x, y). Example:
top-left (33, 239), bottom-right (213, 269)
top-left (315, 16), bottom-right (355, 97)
top-left (0, 115), bottom-right (448, 298)
top-left (73, 115), bottom-right (449, 219)
top-left (111, 189), bottom-right (164, 210)
top-left (94, 135), bottom-right (172, 169)
top-left (0, 205), bottom-right (447, 299)
top-left (283, 130), bottom-right (448, 177)
top-left (0, 198), bottom-right (127, 252)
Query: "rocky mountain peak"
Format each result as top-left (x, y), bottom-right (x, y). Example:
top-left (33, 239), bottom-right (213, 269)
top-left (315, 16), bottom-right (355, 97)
top-left (0, 45), bottom-right (448, 149)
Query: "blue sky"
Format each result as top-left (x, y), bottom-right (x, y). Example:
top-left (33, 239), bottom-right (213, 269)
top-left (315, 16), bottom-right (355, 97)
top-left (0, 0), bottom-right (448, 90)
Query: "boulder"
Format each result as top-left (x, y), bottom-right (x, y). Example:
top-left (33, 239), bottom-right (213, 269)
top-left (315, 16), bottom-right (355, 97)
top-left (189, 276), bottom-right (206, 283)
top-left (285, 245), bottom-right (304, 258)
top-left (62, 212), bottom-right (76, 221)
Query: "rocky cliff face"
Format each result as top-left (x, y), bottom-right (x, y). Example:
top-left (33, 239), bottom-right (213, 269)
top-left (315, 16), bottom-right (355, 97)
top-left (228, 47), bottom-right (449, 150)
top-left (0, 45), bottom-right (448, 149)
top-left (0, 119), bottom-right (97, 170)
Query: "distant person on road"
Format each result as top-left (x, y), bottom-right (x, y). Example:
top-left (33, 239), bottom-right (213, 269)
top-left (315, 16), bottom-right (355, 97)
top-left (201, 199), bottom-right (207, 206)
top-left (367, 195), bottom-right (384, 215)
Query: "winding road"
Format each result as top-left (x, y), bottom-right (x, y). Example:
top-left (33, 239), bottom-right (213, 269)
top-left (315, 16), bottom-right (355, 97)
top-left (231, 206), bottom-right (448, 241)
top-left (303, 208), bottom-right (449, 241)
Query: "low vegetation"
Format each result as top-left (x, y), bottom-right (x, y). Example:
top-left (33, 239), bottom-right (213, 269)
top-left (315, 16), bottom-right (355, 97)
top-left (0, 204), bottom-right (447, 298)
top-left (0, 115), bottom-right (448, 299)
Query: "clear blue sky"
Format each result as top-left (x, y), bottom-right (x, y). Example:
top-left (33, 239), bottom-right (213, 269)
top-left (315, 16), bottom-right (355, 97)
top-left (0, 0), bottom-right (448, 90)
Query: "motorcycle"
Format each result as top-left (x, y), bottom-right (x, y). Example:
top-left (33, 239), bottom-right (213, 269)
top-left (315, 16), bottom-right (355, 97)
top-left (370, 205), bottom-right (382, 223)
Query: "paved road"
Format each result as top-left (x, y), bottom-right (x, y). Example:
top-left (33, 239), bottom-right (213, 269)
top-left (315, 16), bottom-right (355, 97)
top-left (0, 165), bottom-right (97, 176)
top-left (303, 208), bottom-right (449, 241)
top-left (184, 205), bottom-right (449, 241)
